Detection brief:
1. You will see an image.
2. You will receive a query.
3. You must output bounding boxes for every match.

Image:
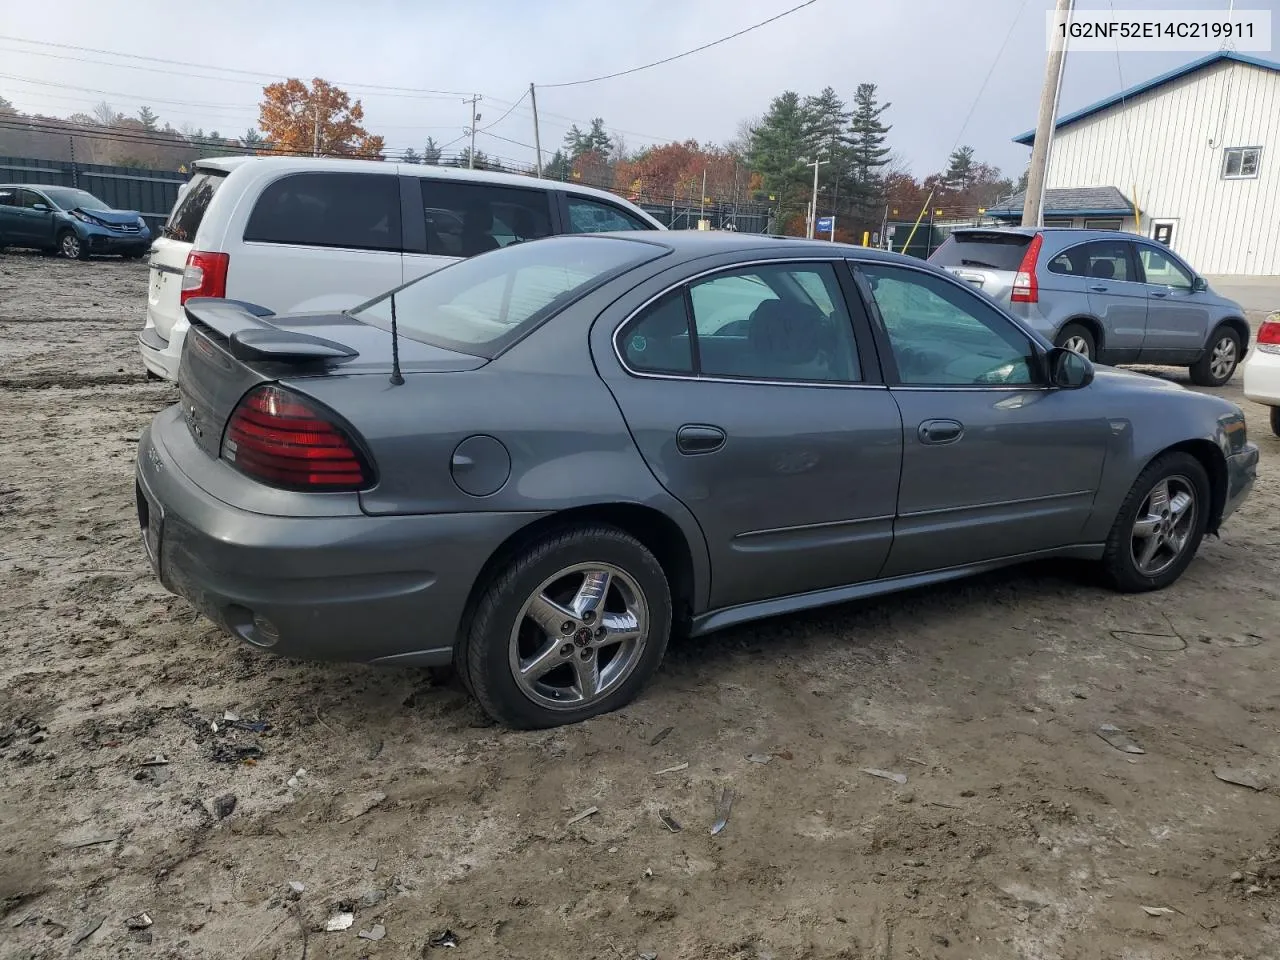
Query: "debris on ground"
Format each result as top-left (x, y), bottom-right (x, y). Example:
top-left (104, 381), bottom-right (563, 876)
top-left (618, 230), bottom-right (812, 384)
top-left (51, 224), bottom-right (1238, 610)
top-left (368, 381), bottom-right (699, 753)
top-left (286, 881), bottom-right (306, 900)
top-left (286, 768), bottom-right (307, 788)
top-left (358, 923), bottom-right (387, 941)
top-left (139, 755), bottom-right (169, 766)
top-left (567, 806), bottom-right (599, 826)
top-left (324, 908), bottom-right (355, 932)
top-left (124, 912), bottom-right (153, 929)
top-left (650, 726), bottom-right (674, 747)
top-left (341, 790), bottom-right (387, 821)
top-left (1215, 767), bottom-right (1267, 791)
top-left (65, 833), bottom-right (117, 849)
top-left (745, 753), bottom-right (773, 764)
top-left (71, 915), bottom-right (106, 946)
top-left (1097, 724), bottom-right (1145, 755)
top-left (1141, 906), bottom-right (1176, 917)
top-left (428, 928), bottom-right (459, 948)
top-left (209, 744), bottom-right (264, 764)
top-left (654, 762), bottom-right (688, 775)
top-left (213, 794), bottom-right (237, 819)
top-left (639, 952), bottom-right (658, 960)
top-left (711, 787), bottom-right (734, 836)
top-left (658, 809), bottom-right (682, 833)
top-left (862, 768), bottom-right (909, 785)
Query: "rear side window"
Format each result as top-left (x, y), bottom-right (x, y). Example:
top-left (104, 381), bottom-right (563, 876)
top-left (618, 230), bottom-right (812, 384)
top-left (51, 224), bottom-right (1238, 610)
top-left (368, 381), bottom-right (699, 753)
top-left (244, 172), bottom-right (401, 252)
top-left (0, 187), bottom-right (16, 206)
top-left (420, 180), bottom-right (553, 258)
top-left (164, 170), bottom-right (226, 242)
top-left (619, 291), bottom-right (694, 374)
top-left (566, 196), bottom-right (652, 233)
top-left (929, 232), bottom-right (1032, 271)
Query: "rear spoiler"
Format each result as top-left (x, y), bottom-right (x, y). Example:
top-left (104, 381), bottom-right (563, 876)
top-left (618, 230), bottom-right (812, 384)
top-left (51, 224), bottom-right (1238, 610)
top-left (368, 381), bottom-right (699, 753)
top-left (184, 298), bottom-right (359, 364)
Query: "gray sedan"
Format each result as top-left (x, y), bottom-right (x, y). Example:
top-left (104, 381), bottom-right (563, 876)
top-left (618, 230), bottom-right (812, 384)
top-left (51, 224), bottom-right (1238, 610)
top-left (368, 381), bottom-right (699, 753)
top-left (136, 232), bottom-right (1258, 728)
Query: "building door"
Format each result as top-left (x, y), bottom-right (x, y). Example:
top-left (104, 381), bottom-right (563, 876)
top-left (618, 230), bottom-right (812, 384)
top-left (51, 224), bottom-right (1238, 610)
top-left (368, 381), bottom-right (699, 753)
top-left (1152, 219), bottom-right (1177, 247)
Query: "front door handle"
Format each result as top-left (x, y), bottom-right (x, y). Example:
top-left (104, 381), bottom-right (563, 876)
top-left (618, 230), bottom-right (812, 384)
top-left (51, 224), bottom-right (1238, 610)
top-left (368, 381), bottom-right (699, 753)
top-left (1150, 289), bottom-right (1168, 298)
top-left (1089, 284), bottom-right (1109, 292)
top-left (918, 419), bottom-right (964, 445)
top-left (676, 424), bottom-right (726, 455)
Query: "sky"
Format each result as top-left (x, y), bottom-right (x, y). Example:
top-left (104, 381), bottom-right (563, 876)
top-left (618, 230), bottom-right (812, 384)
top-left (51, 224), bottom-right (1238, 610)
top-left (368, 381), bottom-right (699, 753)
top-left (1, 0), bottom-right (1277, 179)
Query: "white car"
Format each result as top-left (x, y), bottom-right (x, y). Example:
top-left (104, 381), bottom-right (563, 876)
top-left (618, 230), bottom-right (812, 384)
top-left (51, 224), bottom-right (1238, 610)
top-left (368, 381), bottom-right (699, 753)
top-left (139, 156), bottom-right (665, 381)
top-left (1243, 311), bottom-right (1280, 436)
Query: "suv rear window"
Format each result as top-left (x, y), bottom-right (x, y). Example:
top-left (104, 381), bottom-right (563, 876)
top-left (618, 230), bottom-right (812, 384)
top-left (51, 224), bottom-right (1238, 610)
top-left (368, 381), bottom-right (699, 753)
top-left (929, 232), bottom-right (1032, 271)
top-left (244, 172), bottom-right (401, 252)
top-left (351, 235), bottom-right (664, 358)
top-left (163, 170), bottom-right (226, 242)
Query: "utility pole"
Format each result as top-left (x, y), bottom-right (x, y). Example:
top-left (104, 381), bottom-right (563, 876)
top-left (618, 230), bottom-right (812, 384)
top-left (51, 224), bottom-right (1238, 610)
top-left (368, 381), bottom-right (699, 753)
top-left (1022, 0), bottom-right (1074, 227)
top-left (700, 168), bottom-right (707, 225)
top-left (312, 102), bottom-right (320, 157)
top-left (805, 156), bottom-right (828, 239)
top-left (464, 94), bottom-right (482, 169)
top-left (529, 83), bottom-right (542, 177)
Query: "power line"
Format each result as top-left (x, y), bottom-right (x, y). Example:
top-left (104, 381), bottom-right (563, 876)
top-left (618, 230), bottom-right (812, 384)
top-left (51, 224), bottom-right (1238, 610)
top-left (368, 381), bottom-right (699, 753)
top-left (539, 0), bottom-right (821, 88)
top-left (477, 89), bottom-right (529, 132)
top-left (946, 0), bottom-right (1031, 159)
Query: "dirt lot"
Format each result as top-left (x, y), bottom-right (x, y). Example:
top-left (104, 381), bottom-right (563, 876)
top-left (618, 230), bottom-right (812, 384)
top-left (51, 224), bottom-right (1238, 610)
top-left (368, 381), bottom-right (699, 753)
top-left (2, 252), bottom-right (1280, 960)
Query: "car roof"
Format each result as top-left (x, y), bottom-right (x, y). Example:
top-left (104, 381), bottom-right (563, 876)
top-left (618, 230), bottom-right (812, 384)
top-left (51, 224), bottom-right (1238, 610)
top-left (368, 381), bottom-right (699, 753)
top-left (553, 229), bottom-right (930, 265)
top-left (190, 154), bottom-right (649, 208)
top-left (0, 183), bottom-right (77, 191)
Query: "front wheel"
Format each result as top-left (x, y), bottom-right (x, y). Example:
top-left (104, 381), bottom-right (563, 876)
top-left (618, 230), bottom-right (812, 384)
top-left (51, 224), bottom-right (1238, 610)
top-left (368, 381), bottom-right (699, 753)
top-left (1100, 452), bottom-right (1210, 592)
top-left (460, 525), bottom-right (671, 729)
top-left (1055, 322), bottom-right (1096, 360)
top-left (58, 230), bottom-right (88, 261)
top-left (1189, 326), bottom-right (1241, 386)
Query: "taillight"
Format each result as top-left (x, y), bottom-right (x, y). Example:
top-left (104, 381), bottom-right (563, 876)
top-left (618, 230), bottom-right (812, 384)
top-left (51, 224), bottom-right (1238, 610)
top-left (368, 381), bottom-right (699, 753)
top-left (180, 250), bottom-right (229, 305)
top-left (221, 385), bottom-right (372, 492)
top-left (1257, 319), bottom-right (1280, 354)
top-left (1010, 233), bottom-right (1043, 303)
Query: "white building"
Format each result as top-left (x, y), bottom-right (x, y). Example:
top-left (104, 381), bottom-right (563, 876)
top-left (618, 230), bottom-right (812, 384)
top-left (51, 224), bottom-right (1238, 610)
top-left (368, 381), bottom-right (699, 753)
top-left (989, 51), bottom-right (1280, 277)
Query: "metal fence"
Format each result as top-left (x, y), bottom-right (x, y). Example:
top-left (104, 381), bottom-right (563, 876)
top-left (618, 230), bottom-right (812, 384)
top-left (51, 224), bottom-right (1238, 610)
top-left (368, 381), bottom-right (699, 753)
top-left (0, 156), bottom-right (187, 233)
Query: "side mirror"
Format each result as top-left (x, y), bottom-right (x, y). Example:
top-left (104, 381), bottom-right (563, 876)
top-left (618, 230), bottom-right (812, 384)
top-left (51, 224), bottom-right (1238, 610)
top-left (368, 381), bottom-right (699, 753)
top-left (1191, 276), bottom-right (1208, 293)
top-left (1047, 346), bottom-right (1094, 389)
top-left (32, 203), bottom-right (48, 212)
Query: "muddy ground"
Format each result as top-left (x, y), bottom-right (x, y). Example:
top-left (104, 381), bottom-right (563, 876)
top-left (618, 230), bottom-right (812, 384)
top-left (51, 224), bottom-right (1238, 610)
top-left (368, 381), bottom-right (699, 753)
top-left (2, 251), bottom-right (1280, 960)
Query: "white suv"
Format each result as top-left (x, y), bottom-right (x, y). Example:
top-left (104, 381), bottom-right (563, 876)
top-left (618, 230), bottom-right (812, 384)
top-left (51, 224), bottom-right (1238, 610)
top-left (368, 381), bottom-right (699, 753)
top-left (139, 156), bottom-right (665, 380)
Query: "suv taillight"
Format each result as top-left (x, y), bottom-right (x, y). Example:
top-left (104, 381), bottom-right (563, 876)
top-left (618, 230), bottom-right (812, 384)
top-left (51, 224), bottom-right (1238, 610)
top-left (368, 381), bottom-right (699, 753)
top-left (1257, 318), bottom-right (1280, 353)
top-left (180, 250), bottom-right (229, 305)
top-left (221, 385), bottom-right (372, 492)
top-left (1010, 232), bottom-right (1043, 303)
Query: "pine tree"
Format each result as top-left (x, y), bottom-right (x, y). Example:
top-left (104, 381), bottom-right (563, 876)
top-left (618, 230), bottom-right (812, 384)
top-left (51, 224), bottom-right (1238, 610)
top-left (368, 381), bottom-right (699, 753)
top-left (847, 83), bottom-right (892, 218)
top-left (401, 146), bottom-right (420, 164)
top-left (944, 145), bottom-right (976, 191)
top-left (137, 106), bottom-right (159, 131)
top-left (544, 149), bottom-right (572, 180)
top-left (746, 91), bottom-right (811, 223)
top-left (422, 137), bottom-right (442, 165)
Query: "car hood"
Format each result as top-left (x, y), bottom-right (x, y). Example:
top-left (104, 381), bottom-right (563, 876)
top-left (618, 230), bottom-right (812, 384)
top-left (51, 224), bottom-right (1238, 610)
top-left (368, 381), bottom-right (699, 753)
top-left (74, 207), bottom-right (141, 226)
top-left (1090, 364), bottom-right (1189, 393)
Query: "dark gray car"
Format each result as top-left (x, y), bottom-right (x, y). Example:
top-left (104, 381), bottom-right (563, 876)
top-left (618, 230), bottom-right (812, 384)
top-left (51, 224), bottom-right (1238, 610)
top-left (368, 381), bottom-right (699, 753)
top-left (135, 232), bottom-right (1258, 728)
top-left (929, 227), bottom-right (1250, 386)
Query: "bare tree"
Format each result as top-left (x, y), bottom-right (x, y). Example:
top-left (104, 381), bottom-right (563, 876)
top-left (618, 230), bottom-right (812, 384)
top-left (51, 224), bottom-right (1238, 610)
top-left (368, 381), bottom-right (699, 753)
top-left (91, 100), bottom-right (121, 126)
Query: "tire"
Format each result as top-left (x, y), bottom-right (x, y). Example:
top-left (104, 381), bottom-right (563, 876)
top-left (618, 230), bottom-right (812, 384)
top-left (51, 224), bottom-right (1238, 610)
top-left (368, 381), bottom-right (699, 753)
top-left (1055, 322), bottom-right (1096, 360)
top-left (1271, 407), bottom-right (1280, 438)
top-left (460, 525), bottom-right (671, 729)
top-left (1101, 452), bottom-right (1211, 593)
top-left (1189, 325), bottom-right (1242, 387)
top-left (58, 230), bottom-right (88, 261)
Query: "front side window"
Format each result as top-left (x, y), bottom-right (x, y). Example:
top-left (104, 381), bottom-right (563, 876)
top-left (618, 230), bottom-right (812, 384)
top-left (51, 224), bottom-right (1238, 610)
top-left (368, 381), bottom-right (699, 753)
top-left (861, 263), bottom-right (1037, 387)
top-left (566, 196), bottom-right (652, 233)
top-left (1137, 246), bottom-right (1193, 289)
top-left (420, 180), bottom-right (553, 258)
top-left (20, 189), bottom-right (48, 210)
top-left (352, 235), bottom-right (662, 358)
top-left (1222, 147), bottom-right (1261, 179)
top-left (244, 172), bottom-right (401, 251)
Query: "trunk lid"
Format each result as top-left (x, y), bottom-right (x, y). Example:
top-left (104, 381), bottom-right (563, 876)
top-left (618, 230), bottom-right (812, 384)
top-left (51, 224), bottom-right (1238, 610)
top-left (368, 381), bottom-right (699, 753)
top-left (177, 299), bottom-right (486, 461)
top-left (148, 169), bottom-right (227, 342)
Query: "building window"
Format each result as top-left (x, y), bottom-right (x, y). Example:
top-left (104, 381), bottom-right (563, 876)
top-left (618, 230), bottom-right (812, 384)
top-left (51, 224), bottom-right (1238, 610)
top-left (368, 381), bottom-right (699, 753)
top-left (1083, 218), bottom-right (1123, 230)
top-left (1222, 147), bottom-right (1261, 180)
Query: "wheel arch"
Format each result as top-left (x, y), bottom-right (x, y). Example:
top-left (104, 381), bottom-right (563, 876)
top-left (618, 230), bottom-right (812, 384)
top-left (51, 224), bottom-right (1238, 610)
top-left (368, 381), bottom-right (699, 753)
top-left (455, 502), bottom-right (703, 649)
top-left (1217, 315), bottom-right (1251, 354)
top-left (1058, 315), bottom-right (1104, 353)
top-left (1152, 438), bottom-right (1228, 535)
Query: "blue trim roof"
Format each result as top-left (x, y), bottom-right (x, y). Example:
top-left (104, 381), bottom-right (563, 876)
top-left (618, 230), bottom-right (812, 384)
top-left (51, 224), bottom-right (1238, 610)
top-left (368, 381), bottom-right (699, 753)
top-left (1013, 51), bottom-right (1280, 145)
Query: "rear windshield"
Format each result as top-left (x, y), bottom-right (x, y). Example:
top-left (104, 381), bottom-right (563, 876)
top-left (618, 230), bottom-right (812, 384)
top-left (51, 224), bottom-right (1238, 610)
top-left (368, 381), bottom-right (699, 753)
top-left (351, 235), bottom-right (665, 358)
top-left (929, 232), bottom-right (1032, 271)
top-left (163, 170), bottom-right (226, 242)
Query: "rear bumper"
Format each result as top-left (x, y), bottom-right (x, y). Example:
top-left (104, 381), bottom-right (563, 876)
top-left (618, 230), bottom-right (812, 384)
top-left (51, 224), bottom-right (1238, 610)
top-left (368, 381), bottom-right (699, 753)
top-left (138, 311), bottom-right (186, 381)
top-left (1243, 347), bottom-right (1280, 406)
top-left (135, 410), bottom-right (546, 666)
top-left (1221, 442), bottom-right (1259, 526)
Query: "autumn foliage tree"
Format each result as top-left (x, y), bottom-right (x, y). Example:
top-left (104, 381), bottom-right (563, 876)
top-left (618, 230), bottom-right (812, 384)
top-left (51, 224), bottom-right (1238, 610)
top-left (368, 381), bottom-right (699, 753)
top-left (258, 78), bottom-right (384, 159)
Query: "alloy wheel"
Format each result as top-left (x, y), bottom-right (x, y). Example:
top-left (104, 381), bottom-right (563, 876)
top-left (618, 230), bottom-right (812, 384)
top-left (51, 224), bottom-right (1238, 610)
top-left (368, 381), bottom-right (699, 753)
top-left (1130, 475), bottom-right (1197, 577)
top-left (61, 234), bottom-right (81, 259)
top-left (508, 562), bottom-right (649, 711)
top-left (1209, 335), bottom-right (1237, 382)
top-left (1062, 335), bottom-right (1091, 358)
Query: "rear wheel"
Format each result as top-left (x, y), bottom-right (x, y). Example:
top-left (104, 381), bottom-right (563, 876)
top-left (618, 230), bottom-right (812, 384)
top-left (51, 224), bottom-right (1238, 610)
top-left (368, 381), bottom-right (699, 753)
top-left (1189, 326), bottom-right (1241, 386)
top-left (460, 525), bottom-right (671, 729)
top-left (1055, 322), bottom-right (1096, 360)
top-left (1270, 407), bottom-right (1280, 438)
top-left (58, 230), bottom-right (88, 261)
top-left (1101, 452), bottom-right (1210, 592)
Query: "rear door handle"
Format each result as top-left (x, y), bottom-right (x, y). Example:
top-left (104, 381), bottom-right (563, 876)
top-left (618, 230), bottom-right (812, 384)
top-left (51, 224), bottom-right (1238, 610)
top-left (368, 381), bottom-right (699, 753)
top-left (676, 424), bottom-right (726, 455)
top-left (1089, 284), bottom-right (1109, 292)
top-left (918, 419), bottom-right (964, 445)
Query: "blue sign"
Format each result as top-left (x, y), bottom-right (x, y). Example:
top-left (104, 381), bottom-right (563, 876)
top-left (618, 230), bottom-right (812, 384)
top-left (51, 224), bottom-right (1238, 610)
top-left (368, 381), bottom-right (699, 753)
top-left (816, 216), bottom-right (834, 233)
